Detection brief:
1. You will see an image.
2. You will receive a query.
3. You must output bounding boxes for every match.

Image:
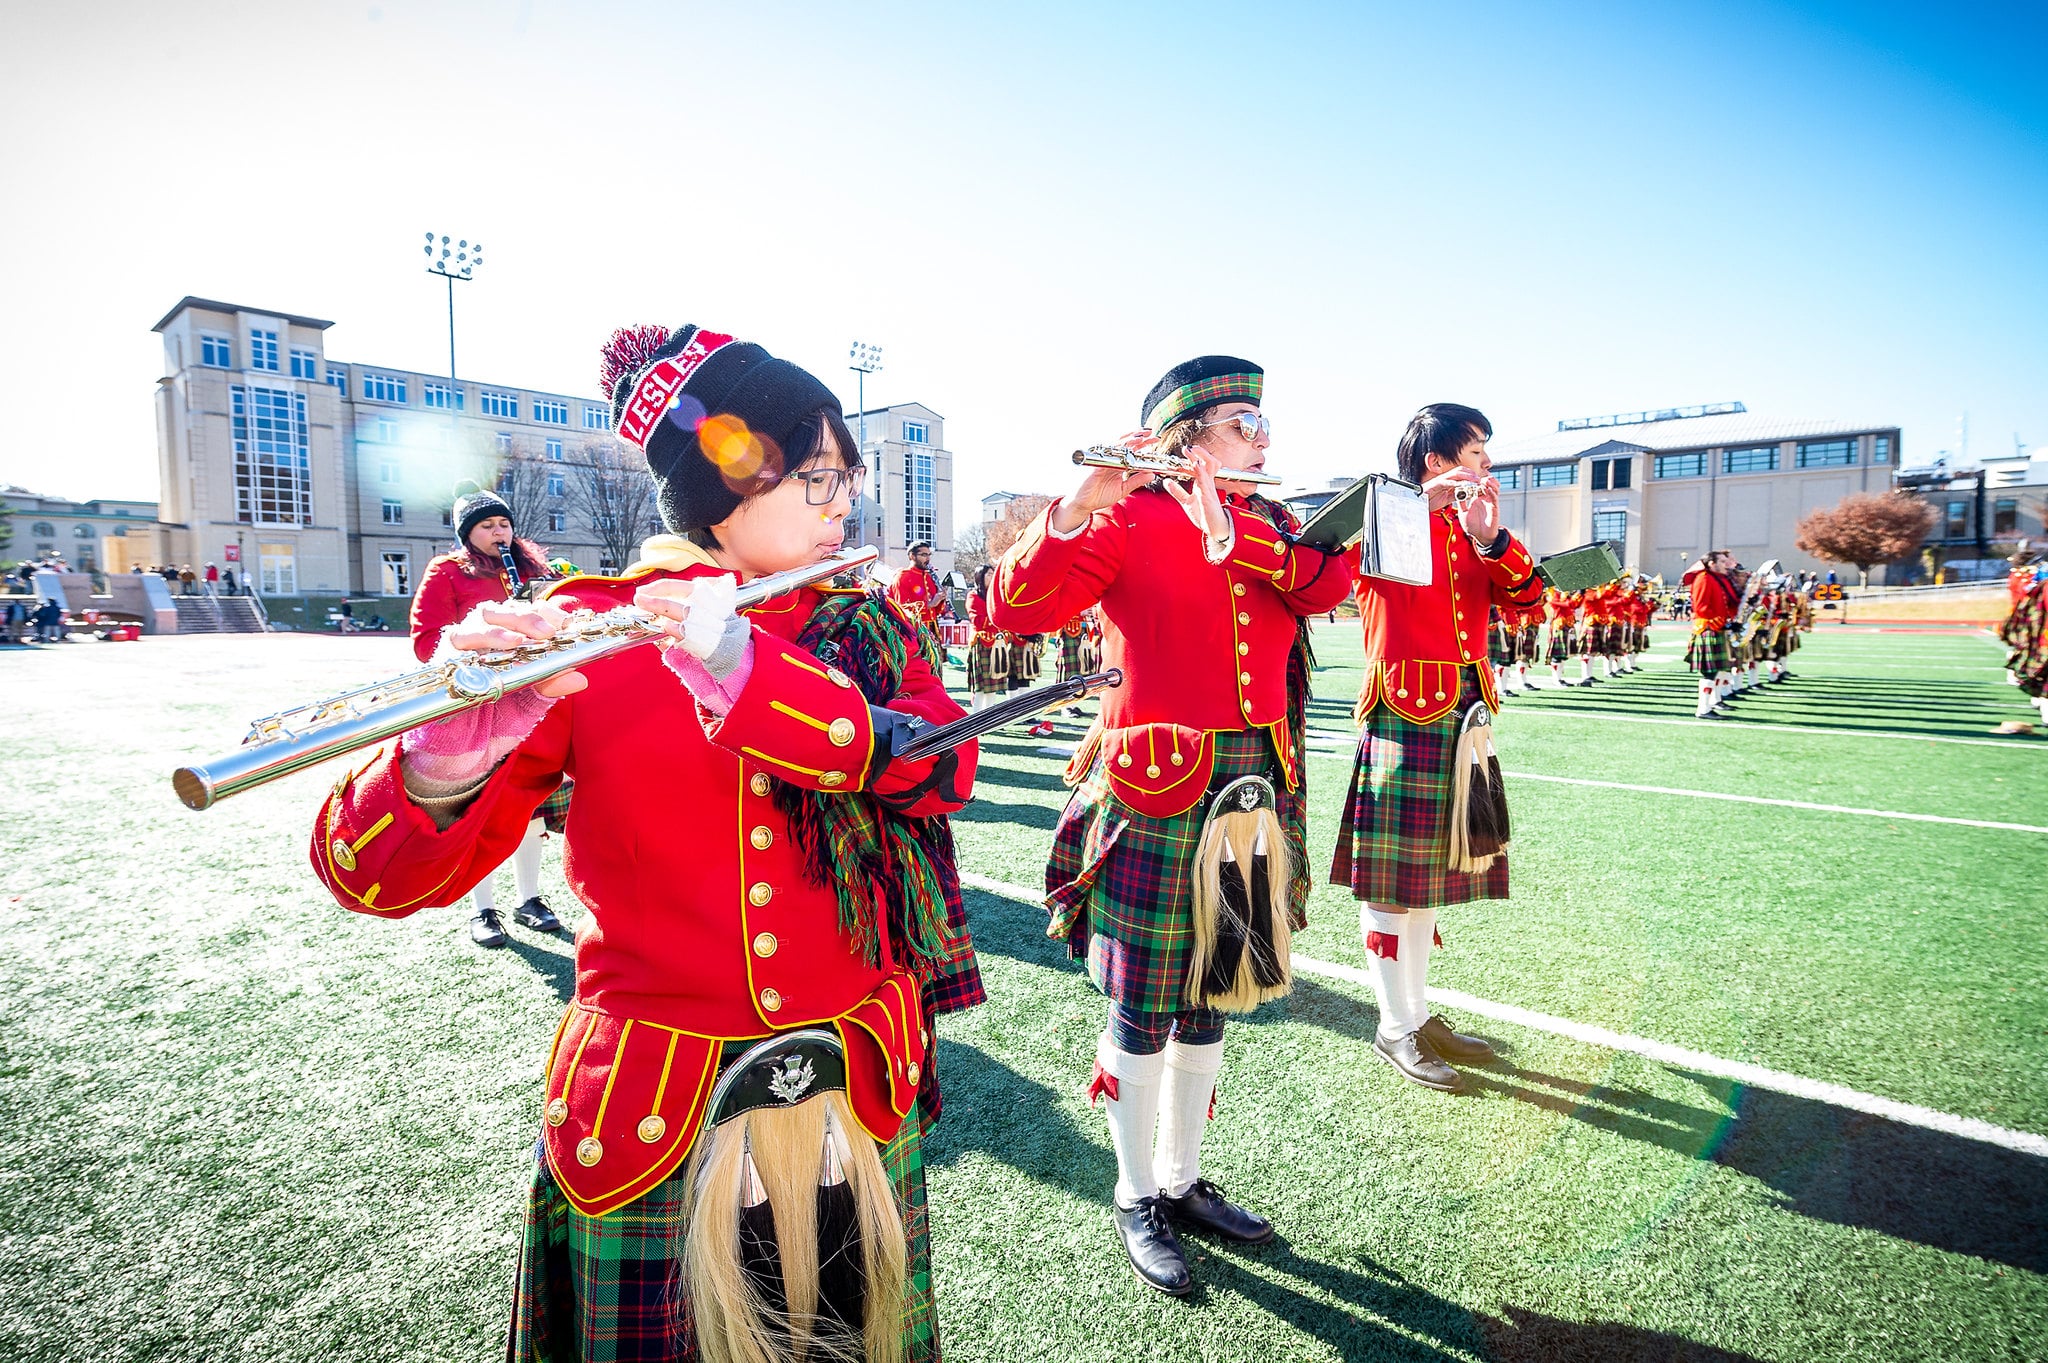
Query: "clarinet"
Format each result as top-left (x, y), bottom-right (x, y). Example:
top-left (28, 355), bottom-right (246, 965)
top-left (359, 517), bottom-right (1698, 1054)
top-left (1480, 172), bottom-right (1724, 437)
top-left (499, 545), bottom-right (526, 598)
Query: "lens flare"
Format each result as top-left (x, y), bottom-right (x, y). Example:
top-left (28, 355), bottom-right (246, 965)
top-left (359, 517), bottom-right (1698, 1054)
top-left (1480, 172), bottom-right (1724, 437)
top-left (698, 414), bottom-right (782, 488)
top-left (664, 393), bottom-right (707, 433)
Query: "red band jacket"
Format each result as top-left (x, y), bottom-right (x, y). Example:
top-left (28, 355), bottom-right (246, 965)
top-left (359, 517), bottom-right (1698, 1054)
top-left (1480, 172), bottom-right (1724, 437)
top-left (408, 552), bottom-right (518, 663)
top-left (991, 488), bottom-right (1350, 815)
top-left (1685, 567), bottom-right (1741, 629)
top-left (1352, 510), bottom-right (1542, 724)
top-left (888, 565), bottom-right (945, 623)
top-left (310, 567), bottom-right (974, 1215)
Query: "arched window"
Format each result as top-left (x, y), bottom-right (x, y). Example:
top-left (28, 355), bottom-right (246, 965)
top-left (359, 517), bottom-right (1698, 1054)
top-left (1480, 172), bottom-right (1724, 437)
top-left (32, 522), bottom-right (54, 537)
top-left (73, 524), bottom-right (94, 539)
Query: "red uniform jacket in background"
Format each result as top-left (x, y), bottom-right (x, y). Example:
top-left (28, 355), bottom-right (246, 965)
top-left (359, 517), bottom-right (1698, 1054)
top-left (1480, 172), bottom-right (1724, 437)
top-left (1352, 510), bottom-right (1542, 724)
top-left (311, 570), bottom-right (974, 1214)
top-left (1685, 566), bottom-right (1742, 627)
top-left (408, 552), bottom-right (516, 663)
top-left (889, 565), bottom-right (945, 623)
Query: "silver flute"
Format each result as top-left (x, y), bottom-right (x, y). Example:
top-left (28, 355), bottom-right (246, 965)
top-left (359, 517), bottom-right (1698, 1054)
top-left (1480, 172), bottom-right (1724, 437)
top-left (1071, 445), bottom-right (1283, 486)
top-left (173, 546), bottom-right (879, 812)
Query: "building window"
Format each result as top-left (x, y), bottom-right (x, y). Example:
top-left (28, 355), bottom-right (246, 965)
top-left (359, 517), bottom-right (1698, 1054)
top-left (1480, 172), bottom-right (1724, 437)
top-left (496, 433), bottom-right (513, 454)
top-left (362, 372), bottom-right (408, 404)
top-left (903, 449), bottom-right (935, 544)
top-left (1797, 439), bottom-right (1857, 468)
top-left (1494, 467), bottom-right (1521, 491)
top-left (902, 420), bottom-right (930, 444)
top-left (549, 510), bottom-right (567, 532)
top-left (441, 506), bottom-right (453, 527)
top-left (1873, 435), bottom-right (1892, 464)
top-left (380, 550), bottom-right (411, 596)
top-left (289, 348), bottom-right (318, 379)
top-left (422, 381), bottom-right (464, 411)
top-left (375, 418), bottom-right (398, 443)
top-left (31, 521), bottom-right (54, 537)
top-left (497, 469), bottom-right (515, 494)
top-left (1943, 500), bottom-right (1968, 537)
top-left (1610, 457), bottom-right (1632, 489)
top-left (1993, 498), bottom-right (2018, 534)
top-left (380, 459), bottom-right (401, 484)
top-left (326, 369), bottom-right (348, 397)
top-left (583, 405), bottom-right (609, 429)
top-left (1533, 462), bottom-right (1577, 488)
top-left (1593, 508), bottom-right (1627, 543)
top-left (1654, 452), bottom-right (1706, 479)
top-left (480, 389), bottom-right (518, 418)
top-left (598, 554), bottom-right (619, 574)
top-left (249, 330), bottom-right (280, 372)
top-left (71, 524), bottom-right (92, 539)
top-left (200, 334), bottom-right (233, 368)
top-left (534, 398), bottom-right (568, 425)
top-left (546, 472), bottom-right (565, 497)
top-left (545, 438), bottom-right (564, 461)
top-left (231, 385), bottom-right (313, 525)
top-left (1723, 445), bottom-right (1779, 474)
top-left (382, 499), bottom-right (404, 525)
top-left (1591, 460), bottom-right (1606, 491)
top-left (259, 542), bottom-right (296, 594)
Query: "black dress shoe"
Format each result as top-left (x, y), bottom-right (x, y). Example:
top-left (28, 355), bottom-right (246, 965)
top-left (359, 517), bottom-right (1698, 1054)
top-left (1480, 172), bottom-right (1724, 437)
top-left (1374, 1029), bottom-right (1461, 1092)
top-left (1420, 1014), bottom-right (1495, 1064)
top-left (1162, 1179), bottom-right (1275, 1244)
top-left (1113, 1197), bottom-right (1192, 1296)
top-left (469, 907), bottom-right (508, 949)
top-left (514, 896), bottom-right (564, 932)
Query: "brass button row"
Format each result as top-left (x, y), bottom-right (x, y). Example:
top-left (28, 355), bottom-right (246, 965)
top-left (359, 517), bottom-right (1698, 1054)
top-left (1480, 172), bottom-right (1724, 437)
top-left (749, 826), bottom-right (773, 850)
top-left (750, 772), bottom-right (771, 797)
top-left (749, 882), bottom-right (772, 907)
top-left (827, 716), bottom-right (857, 747)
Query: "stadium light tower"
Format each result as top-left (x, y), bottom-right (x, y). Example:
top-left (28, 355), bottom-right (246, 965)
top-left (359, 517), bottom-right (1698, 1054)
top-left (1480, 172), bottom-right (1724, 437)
top-left (848, 341), bottom-right (884, 455)
top-left (423, 231), bottom-right (485, 384)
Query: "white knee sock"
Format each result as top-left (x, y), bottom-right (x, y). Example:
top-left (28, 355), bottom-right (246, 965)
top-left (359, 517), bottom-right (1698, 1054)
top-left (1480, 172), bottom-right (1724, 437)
top-left (471, 875), bottom-right (495, 913)
top-left (1362, 905), bottom-right (1423, 1041)
top-left (513, 819), bottom-right (545, 902)
top-left (1154, 1037), bottom-right (1225, 1199)
top-left (1095, 1036), bottom-right (1166, 1208)
top-left (1401, 905), bottom-right (1438, 1029)
top-left (1696, 681), bottom-right (1716, 718)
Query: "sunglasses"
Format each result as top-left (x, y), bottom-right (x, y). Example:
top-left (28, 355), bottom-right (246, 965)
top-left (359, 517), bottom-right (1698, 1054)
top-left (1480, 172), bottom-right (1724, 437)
top-left (1196, 411), bottom-right (1271, 443)
top-left (787, 464), bottom-right (868, 506)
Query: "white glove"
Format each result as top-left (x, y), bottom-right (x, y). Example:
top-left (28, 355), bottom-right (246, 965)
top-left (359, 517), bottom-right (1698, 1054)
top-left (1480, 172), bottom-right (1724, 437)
top-left (674, 573), bottom-right (739, 660)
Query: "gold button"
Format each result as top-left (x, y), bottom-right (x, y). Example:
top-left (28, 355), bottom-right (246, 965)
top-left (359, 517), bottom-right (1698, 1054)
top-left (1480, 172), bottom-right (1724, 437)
top-left (1145, 764), bottom-right (1161, 778)
top-left (750, 773), bottom-right (771, 797)
top-left (827, 716), bottom-right (857, 747)
top-left (906, 1062), bottom-right (922, 1085)
top-left (748, 882), bottom-right (772, 907)
top-left (1239, 671), bottom-right (1251, 685)
top-left (1170, 751), bottom-right (1184, 766)
top-left (825, 667), bottom-right (853, 689)
top-left (1435, 691), bottom-right (1447, 700)
top-left (820, 771), bottom-right (847, 787)
top-left (1237, 642), bottom-right (1249, 655)
top-left (1272, 540), bottom-right (1285, 556)
top-left (1397, 688), bottom-right (1409, 698)
top-left (1241, 699), bottom-right (1253, 713)
top-left (760, 987), bottom-right (782, 1012)
top-left (753, 932), bottom-right (777, 958)
top-left (1238, 612), bottom-right (1251, 625)
top-left (577, 1137), bottom-right (603, 1166)
top-left (1117, 753), bottom-right (1132, 767)
top-left (1233, 583), bottom-right (1246, 597)
top-left (330, 838), bottom-right (356, 872)
top-left (749, 826), bottom-right (772, 850)
top-left (637, 1114), bottom-right (666, 1143)
top-left (545, 1097), bottom-right (568, 1126)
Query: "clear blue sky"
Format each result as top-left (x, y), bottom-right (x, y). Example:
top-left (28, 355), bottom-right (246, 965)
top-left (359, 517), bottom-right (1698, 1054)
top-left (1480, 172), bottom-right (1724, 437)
top-left (1, 0), bottom-right (2041, 510)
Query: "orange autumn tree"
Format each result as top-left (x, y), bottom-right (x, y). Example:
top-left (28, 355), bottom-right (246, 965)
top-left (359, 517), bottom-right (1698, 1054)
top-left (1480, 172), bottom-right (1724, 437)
top-left (1794, 491), bottom-right (1938, 587)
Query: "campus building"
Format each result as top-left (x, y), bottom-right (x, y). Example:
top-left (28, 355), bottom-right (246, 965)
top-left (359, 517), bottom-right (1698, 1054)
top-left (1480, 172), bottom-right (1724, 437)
top-left (1, 485), bottom-right (160, 573)
top-left (1486, 404), bottom-right (1904, 581)
top-left (846, 402), bottom-right (957, 576)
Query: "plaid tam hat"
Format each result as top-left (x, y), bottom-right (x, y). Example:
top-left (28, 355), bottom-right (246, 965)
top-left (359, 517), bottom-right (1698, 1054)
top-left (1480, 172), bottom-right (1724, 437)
top-left (1141, 354), bottom-right (1264, 433)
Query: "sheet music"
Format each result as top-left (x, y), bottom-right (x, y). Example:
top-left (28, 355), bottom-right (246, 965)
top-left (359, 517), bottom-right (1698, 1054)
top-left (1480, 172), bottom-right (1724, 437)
top-left (1367, 480), bottom-right (1434, 585)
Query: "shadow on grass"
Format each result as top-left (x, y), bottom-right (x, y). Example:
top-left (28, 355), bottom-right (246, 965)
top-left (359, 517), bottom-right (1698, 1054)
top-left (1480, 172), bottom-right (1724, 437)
top-left (921, 1037), bottom-right (1116, 1207)
top-left (501, 932), bottom-right (576, 1003)
top-left (954, 798), bottom-right (1059, 831)
top-left (966, 763), bottom-right (1074, 795)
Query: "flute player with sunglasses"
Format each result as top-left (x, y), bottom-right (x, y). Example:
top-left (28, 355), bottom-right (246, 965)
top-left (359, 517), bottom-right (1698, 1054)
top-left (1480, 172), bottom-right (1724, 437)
top-left (991, 355), bottom-right (1350, 1296)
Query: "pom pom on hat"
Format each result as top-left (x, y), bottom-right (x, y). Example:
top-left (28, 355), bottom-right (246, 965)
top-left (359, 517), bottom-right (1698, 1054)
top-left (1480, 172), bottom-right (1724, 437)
top-left (598, 324), bottom-right (674, 404)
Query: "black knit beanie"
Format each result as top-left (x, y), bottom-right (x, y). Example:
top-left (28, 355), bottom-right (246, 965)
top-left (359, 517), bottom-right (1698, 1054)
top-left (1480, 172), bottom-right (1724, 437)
top-left (451, 480), bottom-right (514, 546)
top-left (600, 323), bottom-right (841, 534)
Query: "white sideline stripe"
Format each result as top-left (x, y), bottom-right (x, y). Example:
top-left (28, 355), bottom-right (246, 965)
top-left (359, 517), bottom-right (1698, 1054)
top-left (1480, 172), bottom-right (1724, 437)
top-left (1489, 707), bottom-right (2045, 751)
top-left (956, 871), bottom-right (2048, 1159)
top-left (1500, 770), bottom-right (2048, 833)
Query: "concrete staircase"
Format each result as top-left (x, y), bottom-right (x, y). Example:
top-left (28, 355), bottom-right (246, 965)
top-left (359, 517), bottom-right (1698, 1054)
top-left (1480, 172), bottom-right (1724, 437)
top-left (171, 594), bottom-right (268, 634)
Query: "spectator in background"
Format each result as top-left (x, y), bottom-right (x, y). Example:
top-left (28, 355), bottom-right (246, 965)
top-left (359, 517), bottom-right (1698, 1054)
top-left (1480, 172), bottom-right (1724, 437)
top-left (1, 597), bottom-right (26, 645)
top-left (178, 565), bottom-right (196, 595)
top-left (34, 599), bottom-right (64, 643)
top-left (203, 562), bottom-right (219, 595)
top-left (222, 568), bottom-right (239, 595)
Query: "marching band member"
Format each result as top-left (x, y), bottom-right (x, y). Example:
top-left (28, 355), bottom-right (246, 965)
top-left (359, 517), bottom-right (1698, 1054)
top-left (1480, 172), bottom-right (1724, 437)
top-left (1545, 587), bottom-right (1585, 687)
top-left (965, 565), bottom-right (1009, 712)
top-left (1332, 404), bottom-right (1542, 1092)
top-left (312, 322), bottom-right (980, 1362)
top-left (992, 356), bottom-right (1349, 1295)
top-left (408, 483), bottom-right (566, 947)
top-left (1684, 550), bottom-right (1742, 717)
top-left (888, 540), bottom-right (948, 629)
top-left (1511, 599), bottom-right (1543, 692)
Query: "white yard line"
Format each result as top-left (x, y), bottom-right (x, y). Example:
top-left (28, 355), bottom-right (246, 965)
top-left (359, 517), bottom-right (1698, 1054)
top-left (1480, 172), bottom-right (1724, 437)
top-left (1499, 770), bottom-right (2048, 833)
top-left (957, 871), bottom-right (2048, 1159)
top-left (1485, 707), bottom-right (2044, 751)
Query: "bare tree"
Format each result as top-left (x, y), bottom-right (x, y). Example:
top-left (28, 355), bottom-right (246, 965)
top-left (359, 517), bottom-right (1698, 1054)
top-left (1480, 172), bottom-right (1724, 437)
top-left (984, 495), bottom-right (1056, 562)
top-left (951, 523), bottom-right (992, 582)
top-left (564, 440), bottom-right (660, 575)
top-left (492, 455), bottom-right (554, 545)
top-left (1794, 491), bottom-right (1939, 587)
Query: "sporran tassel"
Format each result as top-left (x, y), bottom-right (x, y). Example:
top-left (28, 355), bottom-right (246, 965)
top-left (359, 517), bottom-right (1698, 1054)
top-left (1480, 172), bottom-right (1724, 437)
top-left (1187, 796), bottom-right (1294, 1012)
top-left (1446, 703), bottom-right (1510, 874)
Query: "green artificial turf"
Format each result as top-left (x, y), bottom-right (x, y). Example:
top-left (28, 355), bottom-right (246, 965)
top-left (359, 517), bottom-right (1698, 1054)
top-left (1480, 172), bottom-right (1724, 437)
top-left (0, 624), bottom-right (2042, 1362)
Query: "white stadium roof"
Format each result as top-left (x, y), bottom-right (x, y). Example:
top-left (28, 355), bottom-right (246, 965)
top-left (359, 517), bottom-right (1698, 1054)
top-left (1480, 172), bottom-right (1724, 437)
top-left (1489, 413), bottom-right (1897, 467)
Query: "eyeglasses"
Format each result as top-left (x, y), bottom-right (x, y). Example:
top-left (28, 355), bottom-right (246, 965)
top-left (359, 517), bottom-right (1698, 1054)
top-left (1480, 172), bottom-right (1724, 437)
top-left (787, 464), bottom-right (868, 506)
top-left (1196, 411), bottom-right (1271, 444)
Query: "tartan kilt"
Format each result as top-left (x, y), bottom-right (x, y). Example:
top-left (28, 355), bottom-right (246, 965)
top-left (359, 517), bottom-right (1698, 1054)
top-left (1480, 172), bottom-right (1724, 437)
top-left (1057, 635), bottom-right (1085, 682)
top-left (1330, 666), bottom-right (1509, 909)
top-left (507, 1097), bottom-right (937, 1363)
top-left (1516, 625), bottom-right (1542, 664)
top-left (1487, 625), bottom-right (1513, 667)
top-left (1684, 624), bottom-right (1731, 676)
top-left (1547, 626), bottom-right (1576, 663)
top-left (1009, 637), bottom-right (1042, 688)
top-left (537, 779), bottom-right (573, 836)
top-left (966, 640), bottom-right (1007, 694)
top-left (1044, 727), bottom-right (1307, 1016)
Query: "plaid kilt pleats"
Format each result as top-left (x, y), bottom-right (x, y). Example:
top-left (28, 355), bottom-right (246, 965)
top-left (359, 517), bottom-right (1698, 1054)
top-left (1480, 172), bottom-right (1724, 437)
top-left (1057, 635), bottom-right (1085, 682)
top-left (507, 1111), bottom-right (937, 1362)
top-left (1044, 727), bottom-right (1308, 1016)
top-left (1546, 626), bottom-right (1576, 663)
top-left (537, 780), bottom-right (573, 836)
top-left (1684, 625), bottom-right (1731, 676)
top-left (1330, 665), bottom-right (1510, 909)
top-left (965, 641), bottom-right (1006, 694)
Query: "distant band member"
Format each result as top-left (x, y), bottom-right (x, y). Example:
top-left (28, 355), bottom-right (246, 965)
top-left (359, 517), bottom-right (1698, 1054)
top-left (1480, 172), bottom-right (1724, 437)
top-left (1683, 550), bottom-right (1742, 717)
top-left (1332, 404), bottom-right (1543, 1092)
top-left (965, 565), bottom-right (1009, 711)
top-left (993, 356), bottom-right (1350, 1295)
top-left (408, 482), bottom-right (566, 947)
top-left (889, 540), bottom-right (948, 628)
